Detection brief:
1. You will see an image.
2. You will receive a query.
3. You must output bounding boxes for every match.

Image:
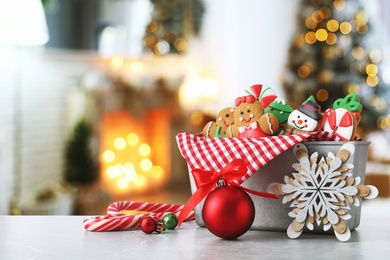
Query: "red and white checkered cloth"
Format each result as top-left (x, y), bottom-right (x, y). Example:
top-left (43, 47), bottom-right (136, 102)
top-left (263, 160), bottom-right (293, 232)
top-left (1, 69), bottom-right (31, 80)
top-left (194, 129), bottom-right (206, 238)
top-left (176, 131), bottom-right (344, 184)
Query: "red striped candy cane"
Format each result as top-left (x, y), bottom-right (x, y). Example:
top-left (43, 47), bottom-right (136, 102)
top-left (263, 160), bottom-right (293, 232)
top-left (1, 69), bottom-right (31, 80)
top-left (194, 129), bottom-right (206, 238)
top-left (83, 201), bottom-right (195, 232)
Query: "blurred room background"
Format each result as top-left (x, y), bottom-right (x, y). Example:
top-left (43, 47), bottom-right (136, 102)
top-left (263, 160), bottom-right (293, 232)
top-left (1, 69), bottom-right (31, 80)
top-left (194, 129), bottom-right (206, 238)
top-left (0, 0), bottom-right (390, 216)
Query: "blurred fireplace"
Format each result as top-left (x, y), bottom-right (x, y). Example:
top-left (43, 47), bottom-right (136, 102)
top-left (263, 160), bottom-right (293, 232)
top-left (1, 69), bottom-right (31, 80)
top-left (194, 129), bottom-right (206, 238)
top-left (81, 55), bottom-right (212, 201)
top-left (94, 75), bottom-right (189, 198)
top-left (100, 109), bottom-right (170, 194)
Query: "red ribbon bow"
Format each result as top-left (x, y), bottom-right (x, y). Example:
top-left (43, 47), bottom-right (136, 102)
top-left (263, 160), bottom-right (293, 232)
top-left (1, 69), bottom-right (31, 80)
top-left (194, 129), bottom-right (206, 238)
top-left (235, 95), bottom-right (256, 106)
top-left (177, 159), bottom-right (278, 227)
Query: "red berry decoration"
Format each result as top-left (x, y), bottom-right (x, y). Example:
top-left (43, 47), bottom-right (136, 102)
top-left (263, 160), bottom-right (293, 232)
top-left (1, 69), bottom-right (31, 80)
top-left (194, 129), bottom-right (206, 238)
top-left (202, 185), bottom-right (255, 240)
top-left (140, 216), bottom-right (157, 234)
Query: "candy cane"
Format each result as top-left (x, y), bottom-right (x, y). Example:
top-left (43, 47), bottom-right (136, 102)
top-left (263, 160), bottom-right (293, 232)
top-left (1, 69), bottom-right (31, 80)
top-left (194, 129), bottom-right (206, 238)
top-left (83, 201), bottom-right (195, 232)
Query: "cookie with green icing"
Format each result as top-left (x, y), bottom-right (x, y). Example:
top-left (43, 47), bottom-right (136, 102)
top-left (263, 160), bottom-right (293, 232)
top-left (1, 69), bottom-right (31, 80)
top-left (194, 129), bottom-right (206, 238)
top-left (202, 107), bottom-right (235, 138)
top-left (264, 97), bottom-right (293, 135)
top-left (332, 93), bottom-right (362, 123)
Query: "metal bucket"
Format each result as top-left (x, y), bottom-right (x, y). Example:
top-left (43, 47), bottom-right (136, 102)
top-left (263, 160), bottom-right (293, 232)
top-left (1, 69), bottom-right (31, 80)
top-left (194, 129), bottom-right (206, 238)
top-left (189, 141), bottom-right (370, 232)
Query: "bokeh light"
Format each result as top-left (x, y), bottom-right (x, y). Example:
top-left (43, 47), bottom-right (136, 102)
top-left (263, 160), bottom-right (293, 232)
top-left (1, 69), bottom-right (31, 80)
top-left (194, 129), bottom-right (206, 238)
top-left (174, 38), bottom-right (187, 52)
top-left (151, 165), bottom-right (164, 178)
top-left (111, 56), bottom-right (124, 68)
top-left (114, 137), bottom-right (127, 150)
top-left (127, 133), bottom-right (139, 146)
top-left (134, 174), bottom-right (146, 187)
top-left (316, 29), bottom-right (328, 41)
top-left (103, 150), bottom-right (115, 163)
top-left (352, 46), bottom-right (366, 60)
top-left (305, 31), bottom-right (317, 44)
top-left (334, 0), bottom-right (346, 11)
top-left (316, 89), bottom-right (329, 102)
top-left (366, 64), bottom-right (378, 76)
top-left (298, 65), bottom-right (311, 78)
top-left (306, 17), bottom-right (317, 29)
top-left (140, 158), bottom-right (153, 171)
top-left (327, 19), bottom-right (339, 32)
top-left (326, 33), bottom-right (337, 45)
top-left (317, 70), bottom-right (332, 84)
top-left (154, 40), bottom-right (170, 55)
top-left (367, 75), bottom-right (379, 87)
top-left (319, 7), bottom-right (331, 19)
top-left (139, 143), bottom-right (151, 157)
top-left (340, 22), bottom-right (352, 34)
top-left (117, 177), bottom-right (129, 189)
top-left (130, 61), bottom-right (143, 74)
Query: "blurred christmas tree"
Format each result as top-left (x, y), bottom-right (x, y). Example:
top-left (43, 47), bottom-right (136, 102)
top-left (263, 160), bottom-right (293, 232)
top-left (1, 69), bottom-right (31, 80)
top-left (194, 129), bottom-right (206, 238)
top-left (64, 119), bottom-right (98, 186)
top-left (282, 0), bottom-right (390, 129)
top-left (143, 0), bottom-right (205, 55)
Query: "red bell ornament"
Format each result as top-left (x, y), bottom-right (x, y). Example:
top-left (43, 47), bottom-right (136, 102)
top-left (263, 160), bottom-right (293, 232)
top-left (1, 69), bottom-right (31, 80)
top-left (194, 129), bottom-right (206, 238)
top-left (202, 185), bottom-right (255, 240)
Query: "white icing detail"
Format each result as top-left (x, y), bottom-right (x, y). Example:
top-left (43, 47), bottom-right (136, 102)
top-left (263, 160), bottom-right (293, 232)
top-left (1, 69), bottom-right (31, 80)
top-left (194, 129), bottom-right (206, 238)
top-left (218, 117), bottom-right (222, 121)
top-left (205, 122), bottom-right (212, 137)
top-left (228, 125), bottom-right (233, 137)
top-left (266, 114), bottom-right (273, 134)
top-left (275, 97), bottom-right (286, 105)
top-left (239, 117), bottom-right (244, 122)
top-left (250, 114), bottom-right (254, 118)
top-left (230, 107), bottom-right (235, 112)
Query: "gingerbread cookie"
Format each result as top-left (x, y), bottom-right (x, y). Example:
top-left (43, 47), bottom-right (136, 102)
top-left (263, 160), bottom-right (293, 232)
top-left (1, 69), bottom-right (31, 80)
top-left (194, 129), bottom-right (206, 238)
top-left (322, 93), bottom-right (362, 140)
top-left (202, 107), bottom-right (235, 138)
top-left (231, 94), bottom-right (279, 138)
top-left (283, 96), bottom-right (323, 135)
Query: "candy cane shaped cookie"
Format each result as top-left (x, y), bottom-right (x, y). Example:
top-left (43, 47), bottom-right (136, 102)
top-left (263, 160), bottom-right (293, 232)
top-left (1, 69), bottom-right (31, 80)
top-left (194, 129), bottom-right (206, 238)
top-left (323, 108), bottom-right (357, 141)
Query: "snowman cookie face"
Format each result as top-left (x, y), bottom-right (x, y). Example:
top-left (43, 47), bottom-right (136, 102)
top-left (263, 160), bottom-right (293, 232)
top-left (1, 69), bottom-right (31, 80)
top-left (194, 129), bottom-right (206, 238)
top-left (287, 110), bottom-right (319, 131)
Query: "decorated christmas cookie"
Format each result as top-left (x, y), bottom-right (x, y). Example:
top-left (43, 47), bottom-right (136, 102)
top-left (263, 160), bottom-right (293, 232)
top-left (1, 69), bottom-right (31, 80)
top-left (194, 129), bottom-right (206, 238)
top-left (283, 97), bottom-right (323, 135)
top-left (264, 97), bottom-right (293, 135)
top-left (231, 94), bottom-right (279, 138)
top-left (245, 84), bottom-right (277, 108)
top-left (203, 107), bottom-right (235, 138)
top-left (322, 93), bottom-right (362, 141)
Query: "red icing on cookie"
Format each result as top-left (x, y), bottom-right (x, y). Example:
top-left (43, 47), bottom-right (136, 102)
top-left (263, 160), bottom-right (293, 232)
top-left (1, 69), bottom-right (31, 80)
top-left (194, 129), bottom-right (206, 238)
top-left (323, 108), bottom-right (355, 140)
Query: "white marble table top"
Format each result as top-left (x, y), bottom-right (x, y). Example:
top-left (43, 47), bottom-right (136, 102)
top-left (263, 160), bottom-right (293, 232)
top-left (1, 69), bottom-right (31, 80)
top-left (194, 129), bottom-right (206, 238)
top-left (0, 214), bottom-right (389, 260)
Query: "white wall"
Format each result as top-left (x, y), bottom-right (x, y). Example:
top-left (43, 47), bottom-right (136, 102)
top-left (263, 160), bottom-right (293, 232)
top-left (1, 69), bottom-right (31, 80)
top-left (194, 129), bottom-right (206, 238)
top-left (188, 0), bottom-right (299, 109)
top-left (0, 46), bottom-right (15, 214)
top-left (0, 47), bottom-right (102, 214)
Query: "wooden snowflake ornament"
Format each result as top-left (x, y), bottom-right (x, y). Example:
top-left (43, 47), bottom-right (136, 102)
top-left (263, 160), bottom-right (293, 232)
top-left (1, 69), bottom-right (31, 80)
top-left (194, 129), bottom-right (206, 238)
top-left (267, 143), bottom-right (378, 242)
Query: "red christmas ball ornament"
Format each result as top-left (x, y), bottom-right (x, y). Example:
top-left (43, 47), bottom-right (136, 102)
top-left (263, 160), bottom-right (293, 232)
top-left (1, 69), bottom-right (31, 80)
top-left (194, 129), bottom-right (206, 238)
top-left (202, 185), bottom-right (255, 240)
top-left (140, 216), bottom-right (157, 234)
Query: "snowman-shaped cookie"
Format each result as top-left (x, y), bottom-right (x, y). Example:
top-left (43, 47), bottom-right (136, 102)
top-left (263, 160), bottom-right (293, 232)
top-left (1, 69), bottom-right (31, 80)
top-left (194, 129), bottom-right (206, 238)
top-left (283, 98), bottom-right (323, 135)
